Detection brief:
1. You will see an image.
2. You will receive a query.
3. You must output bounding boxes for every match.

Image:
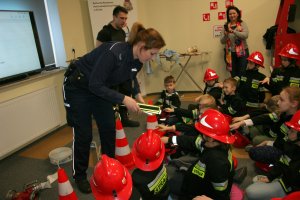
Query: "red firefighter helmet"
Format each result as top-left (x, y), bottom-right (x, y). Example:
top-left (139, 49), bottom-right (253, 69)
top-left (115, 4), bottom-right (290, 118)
top-left (195, 109), bottom-right (235, 144)
top-left (90, 154), bottom-right (132, 200)
top-left (203, 68), bottom-right (219, 82)
top-left (232, 130), bottom-right (251, 148)
top-left (285, 110), bottom-right (300, 132)
top-left (272, 191), bottom-right (300, 200)
top-left (247, 51), bottom-right (264, 67)
top-left (132, 129), bottom-right (165, 171)
top-left (278, 43), bottom-right (300, 60)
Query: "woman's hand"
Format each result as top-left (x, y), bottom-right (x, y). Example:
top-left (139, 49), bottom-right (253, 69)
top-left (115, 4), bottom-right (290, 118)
top-left (164, 108), bottom-right (174, 113)
top-left (122, 96), bottom-right (140, 112)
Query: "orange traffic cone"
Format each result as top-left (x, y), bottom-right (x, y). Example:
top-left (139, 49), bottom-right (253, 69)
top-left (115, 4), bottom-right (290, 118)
top-left (115, 119), bottom-right (135, 170)
top-left (146, 114), bottom-right (158, 130)
top-left (58, 168), bottom-right (78, 200)
top-left (146, 99), bottom-right (158, 130)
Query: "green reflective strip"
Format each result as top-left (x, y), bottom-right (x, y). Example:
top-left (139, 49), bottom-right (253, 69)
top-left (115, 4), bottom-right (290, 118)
top-left (268, 112), bottom-right (279, 122)
top-left (147, 166), bottom-right (168, 194)
top-left (195, 135), bottom-right (203, 150)
top-left (246, 102), bottom-right (260, 108)
top-left (212, 180), bottom-right (228, 191)
top-left (228, 150), bottom-right (233, 171)
top-left (228, 106), bottom-right (237, 115)
top-left (279, 155), bottom-right (291, 166)
top-left (269, 129), bottom-right (277, 138)
top-left (279, 178), bottom-right (292, 193)
top-left (280, 124), bottom-right (289, 141)
top-left (192, 161), bottom-right (206, 178)
top-left (192, 109), bottom-right (199, 120)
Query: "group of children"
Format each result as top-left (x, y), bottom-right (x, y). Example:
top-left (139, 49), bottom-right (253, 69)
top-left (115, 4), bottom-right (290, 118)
top-left (88, 42), bottom-right (300, 200)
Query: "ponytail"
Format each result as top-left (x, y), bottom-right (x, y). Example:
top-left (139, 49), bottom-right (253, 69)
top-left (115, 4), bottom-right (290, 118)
top-left (128, 22), bottom-right (165, 49)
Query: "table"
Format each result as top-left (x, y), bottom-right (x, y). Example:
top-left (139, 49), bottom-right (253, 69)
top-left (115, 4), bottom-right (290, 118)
top-left (160, 52), bottom-right (209, 92)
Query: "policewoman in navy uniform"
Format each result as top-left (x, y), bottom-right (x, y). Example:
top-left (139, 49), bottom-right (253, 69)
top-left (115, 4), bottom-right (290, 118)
top-left (62, 22), bottom-right (165, 194)
top-left (161, 109), bottom-right (235, 200)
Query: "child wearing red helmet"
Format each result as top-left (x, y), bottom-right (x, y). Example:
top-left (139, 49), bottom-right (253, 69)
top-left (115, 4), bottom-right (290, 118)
top-left (161, 109), bottom-right (235, 200)
top-left (245, 109), bottom-right (300, 200)
top-left (189, 68), bottom-right (222, 111)
top-left (131, 129), bottom-right (170, 200)
top-left (262, 43), bottom-right (300, 95)
top-left (235, 51), bottom-right (269, 112)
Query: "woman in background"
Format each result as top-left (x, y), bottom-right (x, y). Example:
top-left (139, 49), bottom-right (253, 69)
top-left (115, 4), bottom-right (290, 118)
top-left (221, 5), bottom-right (249, 77)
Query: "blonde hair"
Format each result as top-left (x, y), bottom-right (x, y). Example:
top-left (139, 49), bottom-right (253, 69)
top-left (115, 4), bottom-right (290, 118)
top-left (266, 95), bottom-right (280, 115)
top-left (127, 22), bottom-right (165, 49)
top-left (224, 77), bottom-right (238, 88)
top-left (198, 94), bottom-right (217, 109)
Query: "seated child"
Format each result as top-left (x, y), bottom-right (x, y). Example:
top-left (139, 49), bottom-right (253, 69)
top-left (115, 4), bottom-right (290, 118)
top-left (189, 68), bottom-right (222, 110)
top-left (161, 109), bottom-right (235, 200)
top-left (156, 75), bottom-right (181, 124)
top-left (131, 129), bottom-right (170, 200)
top-left (236, 51), bottom-right (269, 112)
top-left (219, 77), bottom-right (246, 117)
top-left (245, 110), bottom-right (300, 200)
top-left (232, 95), bottom-right (280, 146)
top-left (230, 86), bottom-right (300, 164)
top-left (157, 94), bottom-right (217, 136)
top-left (262, 43), bottom-right (300, 95)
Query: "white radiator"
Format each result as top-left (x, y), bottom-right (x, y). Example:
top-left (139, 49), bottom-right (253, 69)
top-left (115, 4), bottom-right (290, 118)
top-left (0, 86), bottom-right (61, 159)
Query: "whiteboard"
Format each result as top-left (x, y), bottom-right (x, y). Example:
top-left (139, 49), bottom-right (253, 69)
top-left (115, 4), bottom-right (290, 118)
top-left (88, 0), bottom-right (138, 45)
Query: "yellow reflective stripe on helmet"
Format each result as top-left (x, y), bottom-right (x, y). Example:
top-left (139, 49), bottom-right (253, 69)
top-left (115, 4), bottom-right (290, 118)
top-left (147, 166), bottom-right (168, 194)
top-left (212, 180), bottom-right (229, 191)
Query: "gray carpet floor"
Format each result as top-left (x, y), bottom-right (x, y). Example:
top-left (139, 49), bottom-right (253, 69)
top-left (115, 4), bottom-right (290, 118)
top-left (0, 102), bottom-right (259, 199)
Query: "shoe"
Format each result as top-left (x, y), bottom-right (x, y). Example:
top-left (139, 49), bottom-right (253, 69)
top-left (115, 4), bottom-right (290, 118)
top-left (75, 179), bottom-right (91, 194)
top-left (121, 119), bottom-right (140, 127)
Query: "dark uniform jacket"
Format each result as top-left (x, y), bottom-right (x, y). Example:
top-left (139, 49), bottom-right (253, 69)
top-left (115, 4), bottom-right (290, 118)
top-left (70, 42), bottom-right (142, 104)
top-left (220, 94), bottom-right (246, 117)
top-left (156, 90), bottom-right (181, 109)
top-left (204, 83), bottom-right (223, 105)
top-left (237, 69), bottom-right (267, 108)
top-left (132, 164), bottom-right (170, 200)
top-left (266, 65), bottom-right (300, 95)
top-left (172, 107), bottom-right (199, 136)
top-left (169, 135), bottom-right (234, 200)
top-left (250, 112), bottom-right (292, 142)
top-left (267, 141), bottom-right (300, 194)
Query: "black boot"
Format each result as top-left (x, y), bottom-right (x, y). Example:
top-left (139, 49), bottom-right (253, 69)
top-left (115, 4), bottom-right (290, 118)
top-left (75, 179), bottom-right (92, 194)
